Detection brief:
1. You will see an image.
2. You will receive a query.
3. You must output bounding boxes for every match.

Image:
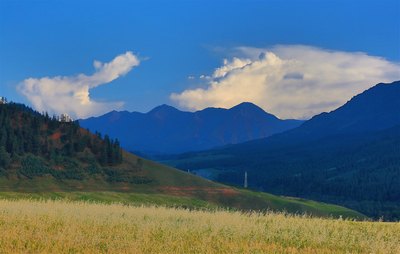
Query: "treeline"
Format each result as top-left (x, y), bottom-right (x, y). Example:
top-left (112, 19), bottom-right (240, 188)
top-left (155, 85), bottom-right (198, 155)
top-left (0, 102), bottom-right (122, 169)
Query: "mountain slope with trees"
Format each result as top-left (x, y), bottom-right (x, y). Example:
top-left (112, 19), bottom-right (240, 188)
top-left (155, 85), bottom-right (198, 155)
top-left (0, 103), bottom-right (123, 179)
top-left (164, 81), bottom-right (400, 220)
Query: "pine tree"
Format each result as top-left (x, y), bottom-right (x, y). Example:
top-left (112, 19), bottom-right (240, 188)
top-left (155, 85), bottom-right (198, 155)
top-left (0, 146), bottom-right (11, 168)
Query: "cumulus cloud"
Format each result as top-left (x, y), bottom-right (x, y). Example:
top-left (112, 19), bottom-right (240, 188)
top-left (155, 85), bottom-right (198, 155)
top-left (171, 45), bottom-right (400, 119)
top-left (18, 51), bottom-right (140, 119)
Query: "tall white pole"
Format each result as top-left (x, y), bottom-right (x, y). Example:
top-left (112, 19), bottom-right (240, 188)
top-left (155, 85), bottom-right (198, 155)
top-left (244, 171), bottom-right (248, 188)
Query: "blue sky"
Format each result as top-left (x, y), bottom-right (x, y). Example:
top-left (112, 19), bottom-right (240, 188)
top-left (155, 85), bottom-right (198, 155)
top-left (1, 0), bottom-right (399, 119)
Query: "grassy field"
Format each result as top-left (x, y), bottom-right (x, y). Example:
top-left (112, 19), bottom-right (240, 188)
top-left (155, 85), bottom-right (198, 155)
top-left (0, 190), bottom-right (365, 220)
top-left (0, 191), bottom-right (217, 210)
top-left (0, 199), bottom-right (398, 254)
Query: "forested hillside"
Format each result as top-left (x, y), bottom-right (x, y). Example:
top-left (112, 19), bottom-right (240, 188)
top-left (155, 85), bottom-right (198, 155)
top-left (0, 102), bottom-right (123, 180)
top-left (165, 81), bottom-right (400, 220)
top-left (170, 126), bottom-right (400, 219)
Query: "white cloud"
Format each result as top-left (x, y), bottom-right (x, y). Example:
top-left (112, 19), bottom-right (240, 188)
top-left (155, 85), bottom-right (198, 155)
top-left (212, 57), bottom-right (252, 78)
top-left (18, 51), bottom-right (140, 119)
top-left (171, 45), bottom-right (400, 119)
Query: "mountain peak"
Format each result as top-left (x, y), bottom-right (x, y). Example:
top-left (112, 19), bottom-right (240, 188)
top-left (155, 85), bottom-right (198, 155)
top-left (229, 102), bottom-right (278, 119)
top-left (80, 101), bottom-right (303, 153)
top-left (230, 102), bottom-right (261, 110)
top-left (148, 104), bottom-right (179, 114)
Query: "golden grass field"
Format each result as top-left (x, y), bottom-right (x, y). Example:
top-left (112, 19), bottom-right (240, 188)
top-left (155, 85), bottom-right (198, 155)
top-left (0, 199), bottom-right (399, 254)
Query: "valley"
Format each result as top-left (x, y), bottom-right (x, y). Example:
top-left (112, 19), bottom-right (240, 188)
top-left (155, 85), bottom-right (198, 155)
top-left (1, 1), bottom-right (399, 253)
top-left (0, 102), bottom-right (363, 219)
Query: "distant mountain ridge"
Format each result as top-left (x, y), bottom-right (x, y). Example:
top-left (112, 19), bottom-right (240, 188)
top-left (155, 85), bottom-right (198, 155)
top-left (230, 80), bottom-right (400, 149)
top-left (80, 102), bottom-right (304, 154)
top-left (286, 81), bottom-right (400, 138)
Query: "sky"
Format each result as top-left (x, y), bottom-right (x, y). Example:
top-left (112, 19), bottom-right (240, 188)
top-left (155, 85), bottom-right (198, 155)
top-left (0, 0), bottom-right (399, 119)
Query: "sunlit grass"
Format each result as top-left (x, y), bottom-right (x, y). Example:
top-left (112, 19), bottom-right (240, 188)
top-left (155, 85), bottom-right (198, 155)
top-left (0, 199), bottom-right (398, 253)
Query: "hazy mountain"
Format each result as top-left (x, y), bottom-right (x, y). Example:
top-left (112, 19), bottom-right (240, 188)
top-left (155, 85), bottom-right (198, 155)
top-left (282, 80), bottom-right (400, 139)
top-left (80, 102), bottom-right (304, 154)
top-left (165, 81), bottom-right (400, 220)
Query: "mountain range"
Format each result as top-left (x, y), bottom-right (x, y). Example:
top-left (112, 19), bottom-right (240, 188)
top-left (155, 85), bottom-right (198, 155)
top-left (163, 81), bottom-right (400, 220)
top-left (2, 80), bottom-right (398, 220)
top-left (79, 102), bottom-right (303, 154)
top-left (0, 101), bottom-right (362, 219)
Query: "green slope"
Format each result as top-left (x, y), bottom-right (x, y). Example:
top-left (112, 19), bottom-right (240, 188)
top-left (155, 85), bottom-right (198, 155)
top-left (0, 152), bottom-right (365, 220)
